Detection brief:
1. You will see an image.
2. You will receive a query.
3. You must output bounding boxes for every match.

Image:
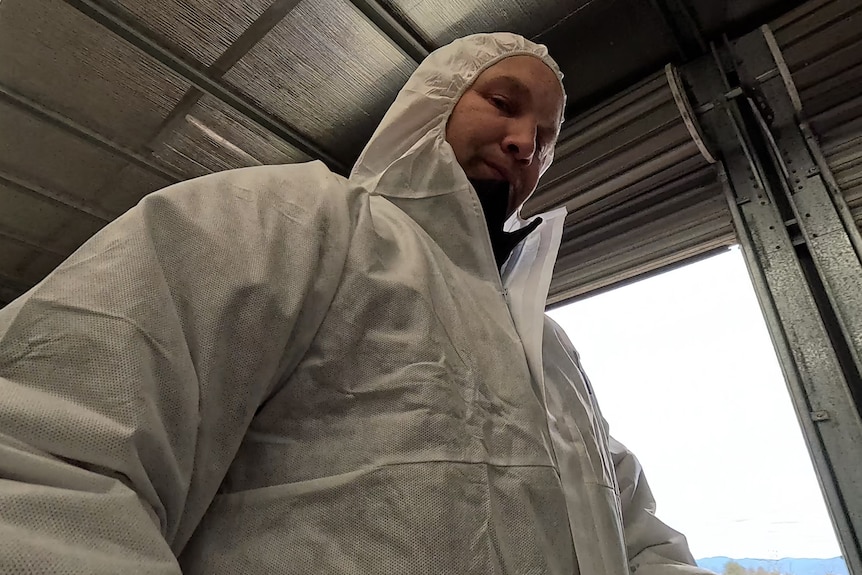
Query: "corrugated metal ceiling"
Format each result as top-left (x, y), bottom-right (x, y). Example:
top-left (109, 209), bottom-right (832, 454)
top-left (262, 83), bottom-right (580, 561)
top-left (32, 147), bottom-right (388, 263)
top-left (538, 0), bottom-right (680, 111)
top-left (222, 0), bottom-right (415, 161)
top-left (0, 0), bottom-right (191, 149)
top-left (382, 0), bottom-right (591, 47)
top-left (113, 0), bottom-right (274, 66)
top-left (0, 0), bottom-right (826, 307)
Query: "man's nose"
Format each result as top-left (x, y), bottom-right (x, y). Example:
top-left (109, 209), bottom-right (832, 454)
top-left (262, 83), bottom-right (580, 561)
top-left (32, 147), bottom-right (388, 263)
top-left (502, 120), bottom-right (537, 163)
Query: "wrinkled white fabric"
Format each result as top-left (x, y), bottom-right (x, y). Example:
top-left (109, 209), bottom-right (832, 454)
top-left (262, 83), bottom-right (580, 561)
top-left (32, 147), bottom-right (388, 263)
top-left (0, 33), bottom-right (710, 575)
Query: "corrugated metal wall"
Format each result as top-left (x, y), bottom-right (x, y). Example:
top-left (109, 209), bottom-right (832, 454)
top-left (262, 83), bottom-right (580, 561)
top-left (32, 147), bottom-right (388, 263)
top-left (773, 0), bottom-right (862, 230)
top-left (526, 68), bottom-right (733, 304)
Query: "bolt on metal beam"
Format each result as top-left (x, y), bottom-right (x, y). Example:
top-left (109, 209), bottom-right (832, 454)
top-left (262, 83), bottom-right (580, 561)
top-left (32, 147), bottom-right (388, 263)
top-left (685, 31), bottom-right (862, 574)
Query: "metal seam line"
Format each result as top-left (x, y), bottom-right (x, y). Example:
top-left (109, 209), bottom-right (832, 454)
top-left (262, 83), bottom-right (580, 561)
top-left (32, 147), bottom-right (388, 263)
top-left (0, 82), bottom-right (183, 183)
top-left (62, 0), bottom-right (347, 174)
top-left (345, 0), bottom-right (429, 63)
top-left (0, 227), bottom-right (68, 258)
top-left (210, 0), bottom-right (306, 76)
top-left (144, 0), bottom-right (304, 150)
top-left (0, 169), bottom-right (113, 222)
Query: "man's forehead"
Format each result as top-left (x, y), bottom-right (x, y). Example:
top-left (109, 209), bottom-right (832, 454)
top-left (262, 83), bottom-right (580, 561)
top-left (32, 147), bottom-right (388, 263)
top-left (475, 56), bottom-right (565, 123)
top-left (482, 74), bottom-right (531, 95)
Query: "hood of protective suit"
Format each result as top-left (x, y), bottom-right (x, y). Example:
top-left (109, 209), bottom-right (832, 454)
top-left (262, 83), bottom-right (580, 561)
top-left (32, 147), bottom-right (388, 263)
top-left (349, 32), bottom-right (566, 273)
top-left (350, 34), bottom-right (568, 380)
top-left (350, 33), bottom-right (564, 194)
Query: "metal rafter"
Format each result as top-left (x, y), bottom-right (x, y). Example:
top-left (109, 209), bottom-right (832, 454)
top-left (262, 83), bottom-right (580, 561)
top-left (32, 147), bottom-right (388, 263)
top-left (0, 226), bottom-right (69, 258)
top-left (648, 0), bottom-right (707, 60)
top-left (144, 0), bottom-right (304, 150)
top-left (0, 169), bottom-right (113, 222)
top-left (0, 82), bottom-right (183, 183)
top-left (63, 0), bottom-right (348, 174)
top-left (345, 0), bottom-right (430, 63)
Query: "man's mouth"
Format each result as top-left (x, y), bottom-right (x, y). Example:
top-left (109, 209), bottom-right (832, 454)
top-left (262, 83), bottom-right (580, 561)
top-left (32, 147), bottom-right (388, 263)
top-left (484, 161), bottom-right (510, 185)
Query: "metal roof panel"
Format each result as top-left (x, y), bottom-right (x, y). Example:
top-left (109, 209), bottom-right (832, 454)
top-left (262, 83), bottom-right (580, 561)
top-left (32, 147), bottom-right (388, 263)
top-left (0, 101), bottom-right (128, 203)
top-left (0, 182), bottom-right (104, 255)
top-left (223, 0), bottom-right (415, 162)
top-left (0, 0), bottom-right (191, 148)
top-left (111, 0), bottom-right (273, 66)
top-left (382, 0), bottom-right (590, 47)
top-left (95, 164), bottom-right (175, 215)
top-left (152, 95), bottom-right (312, 175)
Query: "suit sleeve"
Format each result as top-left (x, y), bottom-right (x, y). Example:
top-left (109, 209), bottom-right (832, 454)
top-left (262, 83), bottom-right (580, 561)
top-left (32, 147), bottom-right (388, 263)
top-left (610, 437), bottom-right (715, 575)
top-left (558, 322), bottom-right (715, 575)
top-left (0, 164), bottom-right (353, 573)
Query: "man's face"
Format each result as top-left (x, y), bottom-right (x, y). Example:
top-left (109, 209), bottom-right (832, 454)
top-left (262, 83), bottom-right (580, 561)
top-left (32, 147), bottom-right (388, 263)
top-left (446, 55), bottom-right (564, 216)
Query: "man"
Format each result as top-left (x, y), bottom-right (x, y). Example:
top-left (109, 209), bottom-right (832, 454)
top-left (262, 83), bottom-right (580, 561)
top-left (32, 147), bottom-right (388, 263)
top-left (0, 33), bottom-right (709, 574)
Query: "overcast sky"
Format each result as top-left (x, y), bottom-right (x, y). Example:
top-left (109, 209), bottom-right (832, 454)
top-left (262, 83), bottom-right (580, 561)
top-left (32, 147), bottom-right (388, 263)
top-left (548, 247), bottom-right (842, 560)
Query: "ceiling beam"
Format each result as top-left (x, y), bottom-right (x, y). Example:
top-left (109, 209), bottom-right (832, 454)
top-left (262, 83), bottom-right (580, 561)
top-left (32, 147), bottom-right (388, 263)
top-left (0, 169), bottom-right (113, 222)
top-left (0, 226), bottom-right (69, 258)
top-left (145, 0), bottom-right (305, 150)
top-left (214, 0), bottom-right (306, 76)
top-left (63, 0), bottom-right (348, 174)
top-left (0, 82), bottom-right (183, 183)
top-left (346, 0), bottom-right (430, 63)
top-left (648, 0), bottom-right (707, 61)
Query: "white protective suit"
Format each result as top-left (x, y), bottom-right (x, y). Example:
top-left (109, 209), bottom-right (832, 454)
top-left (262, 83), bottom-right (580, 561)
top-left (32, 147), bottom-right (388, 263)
top-left (0, 33), bottom-right (710, 575)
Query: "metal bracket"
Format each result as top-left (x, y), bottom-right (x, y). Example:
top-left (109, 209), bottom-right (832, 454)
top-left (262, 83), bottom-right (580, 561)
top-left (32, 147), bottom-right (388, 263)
top-left (812, 410), bottom-right (831, 422)
top-left (684, 28), bottom-right (862, 575)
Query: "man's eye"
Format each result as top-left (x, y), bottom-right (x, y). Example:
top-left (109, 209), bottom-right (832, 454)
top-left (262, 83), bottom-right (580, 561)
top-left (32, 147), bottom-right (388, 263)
top-left (490, 96), bottom-right (511, 113)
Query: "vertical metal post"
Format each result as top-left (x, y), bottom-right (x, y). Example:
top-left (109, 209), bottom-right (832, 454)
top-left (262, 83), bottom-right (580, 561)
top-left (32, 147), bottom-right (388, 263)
top-left (685, 29), bottom-right (862, 574)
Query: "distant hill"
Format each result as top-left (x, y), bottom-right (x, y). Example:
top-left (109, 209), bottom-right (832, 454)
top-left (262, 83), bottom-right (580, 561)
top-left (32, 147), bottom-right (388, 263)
top-left (697, 557), bottom-right (848, 575)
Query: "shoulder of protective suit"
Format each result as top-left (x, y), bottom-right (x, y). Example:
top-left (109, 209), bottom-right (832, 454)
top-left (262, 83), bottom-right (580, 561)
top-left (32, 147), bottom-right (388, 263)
top-left (143, 161), bottom-right (354, 219)
top-left (543, 315), bottom-right (583, 363)
top-left (544, 315), bottom-right (569, 343)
